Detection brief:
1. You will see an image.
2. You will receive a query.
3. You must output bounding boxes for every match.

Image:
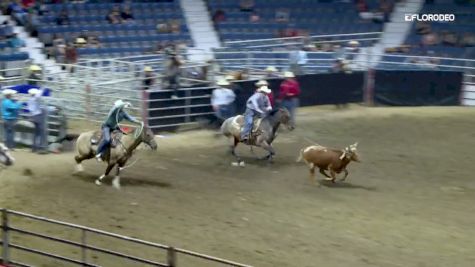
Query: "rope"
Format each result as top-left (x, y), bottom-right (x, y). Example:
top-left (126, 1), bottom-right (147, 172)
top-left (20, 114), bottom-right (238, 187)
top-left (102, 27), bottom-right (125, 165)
top-left (119, 154), bottom-right (140, 171)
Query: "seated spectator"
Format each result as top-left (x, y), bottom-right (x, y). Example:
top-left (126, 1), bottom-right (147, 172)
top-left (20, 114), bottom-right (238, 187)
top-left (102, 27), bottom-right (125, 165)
top-left (416, 22), bottom-right (431, 35)
top-left (239, 0), bottom-right (254, 12)
top-left (106, 6), bottom-right (122, 24)
top-left (8, 1), bottom-right (28, 25)
top-left (356, 0), bottom-right (368, 13)
top-left (275, 9), bottom-right (289, 23)
top-left (56, 9), bottom-right (70, 25)
top-left (264, 66), bottom-right (279, 78)
top-left (22, 0), bottom-right (35, 9)
top-left (422, 32), bottom-right (438, 46)
top-left (121, 6), bottom-right (134, 22)
top-left (249, 11), bottom-right (260, 23)
top-left (157, 23), bottom-right (170, 33)
top-left (441, 31), bottom-right (457, 46)
top-left (169, 20), bottom-right (181, 34)
top-left (7, 33), bottom-right (25, 51)
top-left (212, 9), bottom-right (226, 23)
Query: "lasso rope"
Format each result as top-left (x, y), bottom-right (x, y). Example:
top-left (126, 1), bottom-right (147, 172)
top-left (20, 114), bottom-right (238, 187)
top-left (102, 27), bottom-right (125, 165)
top-left (114, 104), bottom-right (144, 171)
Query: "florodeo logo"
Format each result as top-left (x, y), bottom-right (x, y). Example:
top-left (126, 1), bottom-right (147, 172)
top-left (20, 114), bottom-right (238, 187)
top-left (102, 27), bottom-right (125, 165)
top-left (404, 14), bottom-right (455, 22)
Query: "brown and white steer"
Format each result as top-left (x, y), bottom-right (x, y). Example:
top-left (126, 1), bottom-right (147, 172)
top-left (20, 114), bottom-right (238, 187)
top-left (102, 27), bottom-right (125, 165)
top-left (297, 142), bottom-right (360, 185)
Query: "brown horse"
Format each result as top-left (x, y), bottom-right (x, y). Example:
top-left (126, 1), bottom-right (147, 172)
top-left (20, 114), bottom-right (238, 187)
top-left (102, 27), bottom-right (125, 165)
top-left (221, 108), bottom-right (292, 165)
top-left (74, 124), bottom-right (158, 189)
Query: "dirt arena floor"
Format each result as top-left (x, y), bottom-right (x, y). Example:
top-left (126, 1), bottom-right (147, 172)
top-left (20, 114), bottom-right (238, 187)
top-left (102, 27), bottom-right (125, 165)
top-left (1, 106), bottom-right (475, 267)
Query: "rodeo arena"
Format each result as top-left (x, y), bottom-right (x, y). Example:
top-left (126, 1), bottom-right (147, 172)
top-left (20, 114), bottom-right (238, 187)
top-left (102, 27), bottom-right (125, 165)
top-left (0, 0), bottom-right (474, 266)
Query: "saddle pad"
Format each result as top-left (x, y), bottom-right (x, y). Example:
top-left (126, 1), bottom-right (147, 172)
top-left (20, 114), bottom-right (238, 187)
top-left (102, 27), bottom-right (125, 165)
top-left (90, 131), bottom-right (121, 147)
top-left (232, 116), bottom-right (262, 133)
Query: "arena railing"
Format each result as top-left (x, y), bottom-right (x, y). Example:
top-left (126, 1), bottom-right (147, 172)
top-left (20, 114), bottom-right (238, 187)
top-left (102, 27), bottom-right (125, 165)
top-left (0, 209), bottom-right (252, 267)
top-left (222, 32), bottom-right (383, 49)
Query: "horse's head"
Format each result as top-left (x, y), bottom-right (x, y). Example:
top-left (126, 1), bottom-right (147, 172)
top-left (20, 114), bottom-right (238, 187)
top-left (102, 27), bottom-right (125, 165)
top-left (139, 125), bottom-right (158, 151)
top-left (0, 143), bottom-right (15, 166)
top-left (270, 108), bottom-right (293, 131)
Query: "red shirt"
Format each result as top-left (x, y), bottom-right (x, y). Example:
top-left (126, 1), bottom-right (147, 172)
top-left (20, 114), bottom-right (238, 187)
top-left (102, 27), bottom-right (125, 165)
top-left (278, 79), bottom-right (301, 100)
top-left (267, 92), bottom-right (275, 108)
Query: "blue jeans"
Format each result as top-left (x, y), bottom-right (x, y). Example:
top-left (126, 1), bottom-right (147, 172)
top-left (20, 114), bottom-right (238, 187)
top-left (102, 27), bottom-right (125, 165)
top-left (96, 126), bottom-right (111, 155)
top-left (216, 104), bottom-right (235, 121)
top-left (3, 119), bottom-right (16, 149)
top-left (241, 108), bottom-right (257, 139)
top-left (31, 113), bottom-right (47, 151)
top-left (282, 97), bottom-right (299, 127)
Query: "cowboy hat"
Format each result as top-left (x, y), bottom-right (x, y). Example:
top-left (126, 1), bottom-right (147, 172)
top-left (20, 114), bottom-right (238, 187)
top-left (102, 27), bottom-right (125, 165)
top-left (76, 38), bottom-right (87, 44)
top-left (29, 65), bottom-right (42, 71)
top-left (265, 66), bottom-right (277, 72)
top-left (216, 79), bottom-right (230, 86)
top-left (144, 66), bottom-right (153, 72)
top-left (225, 75), bottom-right (235, 81)
top-left (255, 80), bottom-right (268, 87)
top-left (0, 75), bottom-right (4, 80)
top-left (114, 99), bottom-right (131, 108)
top-left (28, 88), bottom-right (41, 96)
top-left (283, 71), bottom-right (295, 78)
top-left (2, 89), bottom-right (17, 96)
top-left (257, 85), bottom-right (271, 94)
top-left (348, 40), bottom-right (360, 46)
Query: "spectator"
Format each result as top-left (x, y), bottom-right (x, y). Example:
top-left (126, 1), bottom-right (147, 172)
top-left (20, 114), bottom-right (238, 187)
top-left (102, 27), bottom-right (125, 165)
top-left (249, 11), bottom-right (260, 23)
top-left (1, 89), bottom-right (22, 150)
top-left (8, 1), bottom-right (28, 25)
top-left (264, 66), bottom-right (279, 78)
top-left (289, 46), bottom-right (308, 75)
top-left (164, 50), bottom-right (183, 99)
top-left (56, 9), bottom-right (70, 25)
top-left (441, 31), bottom-right (457, 46)
top-left (333, 58), bottom-right (345, 73)
top-left (212, 9), bottom-right (226, 23)
top-left (106, 6), bottom-right (122, 24)
top-left (65, 42), bottom-right (78, 73)
top-left (277, 71), bottom-right (300, 128)
top-left (422, 32), bottom-right (438, 46)
top-left (28, 65), bottom-right (42, 86)
top-left (75, 37), bottom-right (87, 48)
top-left (27, 88), bottom-right (48, 154)
top-left (143, 66), bottom-right (155, 90)
top-left (239, 0), bottom-right (254, 12)
top-left (169, 20), bottom-right (181, 34)
top-left (345, 40), bottom-right (360, 60)
top-left (26, 9), bottom-right (40, 37)
top-left (87, 35), bottom-right (101, 48)
top-left (211, 79), bottom-right (236, 124)
top-left (157, 23), bottom-right (170, 33)
top-left (226, 75), bottom-right (243, 114)
top-left (121, 6), bottom-right (134, 22)
top-left (7, 33), bottom-right (25, 51)
top-left (22, 0), bottom-right (35, 8)
top-left (416, 22), bottom-right (431, 35)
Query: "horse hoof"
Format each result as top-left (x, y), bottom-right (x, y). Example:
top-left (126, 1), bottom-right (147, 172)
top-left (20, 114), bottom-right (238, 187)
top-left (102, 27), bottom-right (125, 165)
top-left (239, 161), bottom-right (245, 167)
top-left (231, 162), bottom-right (239, 167)
top-left (112, 182), bottom-right (121, 190)
top-left (95, 180), bottom-right (102, 186)
top-left (75, 164), bottom-right (84, 172)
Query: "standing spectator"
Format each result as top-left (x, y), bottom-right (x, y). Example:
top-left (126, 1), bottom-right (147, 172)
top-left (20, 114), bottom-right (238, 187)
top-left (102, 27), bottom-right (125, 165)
top-left (226, 75), bottom-right (243, 114)
top-left (121, 6), bottom-right (134, 23)
top-left (143, 66), bottom-right (155, 90)
top-left (65, 42), bottom-right (78, 73)
top-left (165, 51), bottom-right (183, 99)
top-left (289, 46), bottom-right (308, 75)
top-left (277, 71), bottom-right (300, 129)
top-left (27, 88), bottom-right (48, 154)
top-left (1, 89), bottom-right (22, 150)
top-left (264, 66), bottom-right (279, 78)
top-left (106, 6), bottom-right (122, 24)
top-left (55, 9), bottom-right (70, 25)
top-left (211, 79), bottom-right (236, 124)
top-left (27, 65), bottom-right (42, 86)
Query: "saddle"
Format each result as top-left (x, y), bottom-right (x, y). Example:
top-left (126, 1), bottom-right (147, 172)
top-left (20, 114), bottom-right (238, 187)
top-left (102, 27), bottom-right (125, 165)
top-left (90, 130), bottom-right (122, 148)
top-left (233, 116), bottom-right (263, 135)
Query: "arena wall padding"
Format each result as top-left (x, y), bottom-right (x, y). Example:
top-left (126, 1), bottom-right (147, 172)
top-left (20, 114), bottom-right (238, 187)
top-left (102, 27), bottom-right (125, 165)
top-left (373, 70), bottom-right (463, 106)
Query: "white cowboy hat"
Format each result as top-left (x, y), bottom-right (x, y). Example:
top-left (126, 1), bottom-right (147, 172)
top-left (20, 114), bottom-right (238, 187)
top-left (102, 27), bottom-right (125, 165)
top-left (257, 85), bottom-right (271, 94)
top-left (216, 79), bottom-right (230, 86)
top-left (29, 65), bottom-right (42, 71)
top-left (144, 66), bottom-right (153, 72)
top-left (2, 89), bottom-right (17, 96)
top-left (76, 38), bottom-right (87, 44)
top-left (0, 75), bottom-right (4, 80)
top-left (265, 66), bottom-right (277, 72)
top-left (225, 75), bottom-right (235, 81)
top-left (28, 88), bottom-right (41, 96)
top-left (348, 40), bottom-right (360, 46)
top-left (114, 99), bottom-right (131, 108)
top-left (255, 80), bottom-right (268, 87)
top-left (283, 71), bottom-right (295, 78)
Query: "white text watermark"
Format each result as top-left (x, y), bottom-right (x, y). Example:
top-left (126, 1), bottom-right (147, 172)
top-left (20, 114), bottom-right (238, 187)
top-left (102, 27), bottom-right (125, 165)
top-left (404, 14), bottom-right (455, 22)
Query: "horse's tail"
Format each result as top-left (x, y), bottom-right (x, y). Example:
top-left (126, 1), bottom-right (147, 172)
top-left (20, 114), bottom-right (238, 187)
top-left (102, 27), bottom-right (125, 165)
top-left (296, 148), bottom-right (305, 163)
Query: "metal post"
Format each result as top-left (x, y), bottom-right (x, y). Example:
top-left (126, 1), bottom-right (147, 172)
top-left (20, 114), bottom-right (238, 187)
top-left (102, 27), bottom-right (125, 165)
top-left (81, 229), bottom-right (87, 266)
top-left (1, 209), bottom-right (10, 265)
top-left (167, 247), bottom-right (176, 267)
top-left (184, 89), bottom-right (191, 123)
top-left (141, 90), bottom-right (149, 126)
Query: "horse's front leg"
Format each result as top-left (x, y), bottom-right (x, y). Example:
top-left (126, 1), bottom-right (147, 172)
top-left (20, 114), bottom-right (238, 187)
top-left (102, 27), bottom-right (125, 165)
top-left (259, 140), bottom-right (275, 163)
top-left (341, 169), bottom-right (349, 181)
top-left (95, 164), bottom-right (114, 186)
top-left (112, 164), bottom-right (123, 190)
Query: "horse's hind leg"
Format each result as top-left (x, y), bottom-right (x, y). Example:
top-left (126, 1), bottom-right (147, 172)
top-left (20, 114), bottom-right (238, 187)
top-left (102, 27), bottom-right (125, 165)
top-left (231, 137), bottom-right (244, 166)
top-left (74, 153), bottom-right (93, 172)
top-left (95, 164), bottom-right (114, 186)
top-left (112, 164), bottom-right (123, 190)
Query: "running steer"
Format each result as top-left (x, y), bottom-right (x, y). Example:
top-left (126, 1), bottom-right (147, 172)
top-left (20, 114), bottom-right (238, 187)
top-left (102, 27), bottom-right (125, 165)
top-left (297, 142), bottom-right (360, 185)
